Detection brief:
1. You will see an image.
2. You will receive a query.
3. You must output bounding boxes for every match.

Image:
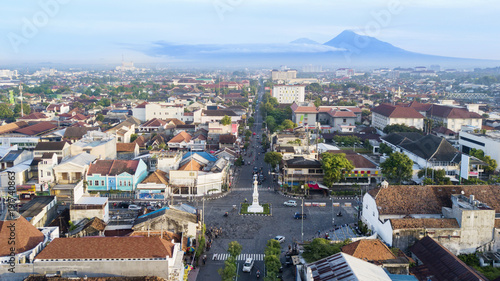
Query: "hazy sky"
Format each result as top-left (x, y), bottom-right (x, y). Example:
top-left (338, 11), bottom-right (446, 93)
top-left (1, 0), bottom-right (499, 64)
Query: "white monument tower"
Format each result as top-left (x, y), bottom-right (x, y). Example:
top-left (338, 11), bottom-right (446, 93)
top-left (248, 174), bottom-right (263, 213)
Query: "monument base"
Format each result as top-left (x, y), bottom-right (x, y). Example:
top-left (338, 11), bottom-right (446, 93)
top-left (247, 204), bottom-right (264, 213)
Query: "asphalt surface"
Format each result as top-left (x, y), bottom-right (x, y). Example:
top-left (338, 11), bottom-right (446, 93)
top-left (196, 89), bottom-right (359, 281)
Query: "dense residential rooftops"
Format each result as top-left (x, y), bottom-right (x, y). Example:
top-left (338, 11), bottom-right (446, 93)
top-left (116, 142), bottom-right (138, 152)
top-left (35, 237), bottom-right (175, 260)
top-left (168, 131), bottom-right (192, 143)
top-left (141, 170), bottom-right (169, 185)
top-left (18, 112), bottom-right (48, 120)
top-left (19, 196), bottom-right (56, 222)
top-left (0, 121), bottom-right (29, 135)
top-left (202, 109), bottom-right (238, 116)
top-left (63, 127), bottom-right (100, 139)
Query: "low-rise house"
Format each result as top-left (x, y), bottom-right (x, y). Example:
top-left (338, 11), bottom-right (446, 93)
top-left (168, 131), bottom-right (192, 150)
top-left (33, 236), bottom-right (184, 280)
top-left (105, 116), bottom-right (141, 143)
top-left (459, 128), bottom-right (500, 171)
top-left (427, 104), bottom-right (482, 133)
top-left (34, 141), bottom-right (71, 160)
top-left (46, 103), bottom-right (70, 114)
top-left (136, 150), bottom-right (183, 172)
top-left (37, 153), bottom-right (57, 184)
top-left (214, 147), bottom-right (238, 162)
top-left (219, 134), bottom-right (237, 149)
top-left (19, 196), bottom-right (58, 228)
top-left (86, 159), bottom-right (148, 192)
top-left (71, 130), bottom-right (117, 160)
top-left (138, 118), bottom-right (168, 132)
top-left (62, 127), bottom-right (100, 143)
top-left (382, 133), bottom-right (466, 180)
top-left (116, 142), bottom-right (139, 160)
top-left (53, 153), bottom-right (97, 184)
top-left (341, 239), bottom-right (410, 275)
top-left (70, 196), bottom-right (109, 223)
top-left (201, 109), bottom-right (240, 123)
top-left (133, 207), bottom-right (198, 238)
top-left (0, 149), bottom-right (33, 171)
top-left (136, 169), bottom-right (169, 195)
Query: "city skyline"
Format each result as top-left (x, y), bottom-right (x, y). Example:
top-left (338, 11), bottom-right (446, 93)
top-left (1, 0), bottom-right (499, 64)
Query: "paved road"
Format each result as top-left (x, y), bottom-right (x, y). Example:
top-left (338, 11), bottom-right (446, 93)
top-left (196, 88), bottom-right (359, 281)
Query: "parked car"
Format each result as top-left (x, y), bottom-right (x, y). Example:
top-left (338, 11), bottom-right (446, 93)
top-left (242, 258), bottom-right (254, 272)
top-left (274, 235), bottom-right (285, 243)
top-left (294, 212), bottom-right (307, 219)
top-left (283, 200), bottom-right (297, 207)
top-left (128, 204), bottom-right (142, 210)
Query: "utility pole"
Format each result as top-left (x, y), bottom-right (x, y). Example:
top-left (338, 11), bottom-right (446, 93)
top-left (19, 84), bottom-right (24, 117)
top-left (301, 196), bottom-right (304, 242)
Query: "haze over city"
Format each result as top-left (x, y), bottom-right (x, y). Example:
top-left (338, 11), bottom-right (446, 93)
top-left (1, 0), bottom-right (500, 65)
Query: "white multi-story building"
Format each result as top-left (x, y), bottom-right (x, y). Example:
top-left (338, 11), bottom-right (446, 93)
top-left (371, 104), bottom-right (424, 131)
top-left (459, 129), bottom-right (500, 171)
top-left (335, 68), bottom-right (354, 77)
top-left (427, 104), bottom-right (482, 133)
top-left (271, 69), bottom-right (297, 81)
top-left (272, 85), bottom-right (305, 104)
top-left (132, 102), bottom-right (185, 122)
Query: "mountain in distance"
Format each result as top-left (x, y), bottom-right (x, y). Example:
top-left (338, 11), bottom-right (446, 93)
top-left (290, 38), bottom-right (320, 45)
top-left (144, 30), bottom-right (499, 68)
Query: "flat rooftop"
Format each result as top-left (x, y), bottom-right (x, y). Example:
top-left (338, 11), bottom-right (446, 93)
top-left (20, 196), bottom-right (56, 221)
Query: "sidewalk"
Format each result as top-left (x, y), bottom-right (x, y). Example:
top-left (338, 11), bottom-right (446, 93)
top-left (187, 267), bottom-right (200, 281)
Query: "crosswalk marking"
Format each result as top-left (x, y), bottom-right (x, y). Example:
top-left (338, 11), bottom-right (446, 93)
top-left (212, 253), bottom-right (265, 261)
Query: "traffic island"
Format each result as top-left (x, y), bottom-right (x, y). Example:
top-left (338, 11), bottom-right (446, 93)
top-left (240, 203), bottom-right (272, 216)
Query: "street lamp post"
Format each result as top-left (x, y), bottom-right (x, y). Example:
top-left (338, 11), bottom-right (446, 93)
top-left (301, 192), bottom-right (304, 243)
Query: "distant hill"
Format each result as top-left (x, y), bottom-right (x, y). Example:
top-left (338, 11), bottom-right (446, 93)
top-left (143, 30), bottom-right (500, 68)
top-left (290, 38), bottom-right (320, 45)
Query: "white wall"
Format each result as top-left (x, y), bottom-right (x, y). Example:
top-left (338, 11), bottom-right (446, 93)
top-left (361, 193), bottom-right (394, 246)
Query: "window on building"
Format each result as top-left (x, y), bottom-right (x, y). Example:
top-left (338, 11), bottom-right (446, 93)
top-left (101, 180), bottom-right (105, 186)
top-left (94, 180), bottom-right (99, 186)
top-left (119, 181), bottom-right (122, 186)
top-left (47, 171), bottom-right (51, 176)
top-left (128, 181), bottom-right (131, 186)
top-left (343, 119), bottom-right (347, 123)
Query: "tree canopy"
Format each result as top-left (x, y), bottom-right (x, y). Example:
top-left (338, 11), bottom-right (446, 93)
top-left (220, 115), bottom-right (232, 126)
top-left (380, 152), bottom-right (413, 184)
top-left (321, 153), bottom-right (354, 187)
top-left (302, 238), bottom-right (350, 263)
top-left (383, 124), bottom-right (423, 134)
top-left (470, 148), bottom-right (497, 174)
top-left (264, 152), bottom-right (283, 169)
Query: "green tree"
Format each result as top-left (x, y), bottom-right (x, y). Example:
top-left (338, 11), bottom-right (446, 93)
top-left (264, 152), bottom-right (283, 169)
top-left (218, 258), bottom-right (237, 281)
top-left (97, 98), bottom-right (111, 107)
top-left (314, 97), bottom-right (322, 108)
top-left (130, 133), bottom-right (138, 142)
top-left (418, 168), bottom-right (451, 185)
top-left (95, 113), bottom-right (105, 122)
top-left (380, 152), bottom-right (413, 184)
top-left (264, 239), bottom-right (282, 280)
top-left (302, 238), bottom-right (350, 263)
top-left (383, 124), bottom-right (423, 134)
top-left (228, 241), bottom-right (242, 259)
top-left (0, 103), bottom-right (14, 119)
top-left (281, 119), bottom-right (295, 130)
top-left (220, 115), bottom-right (232, 126)
top-left (379, 143), bottom-right (393, 155)
top-left (470, 148), bottom-right (497, 174)
top-left (14, 104), bottom-right (31, 116)
top-left (235, 156), bottom-right (243, 166)
top-left (321, 153), bottom-right (354, 187)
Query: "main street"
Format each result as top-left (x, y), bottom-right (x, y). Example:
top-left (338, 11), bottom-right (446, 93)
top-left (196, 87), bottom-right (359, 280)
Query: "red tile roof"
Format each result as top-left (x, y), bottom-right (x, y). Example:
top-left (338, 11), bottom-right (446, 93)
top-left (87, 160), bottom-right (141, 176)
top-left (168, 131), bottom-right (192, 143)
top-left (142, 118), bottom-right (167, 127)
top-left (35, 237), bottom-right (174, 260)
top-left (116, 142), bottom-right (138, 152)
top-left (0, 121), bottom-right (29, 135)
top-left (341, 239), bottom-right (396, 262)
top-left (372, 104), bottom-right (424, 119)
top-left (179, 159), bottom-right (202, 171)
top-left (135, 102), bottom-right (148, 108)
top-left (14, 121), bottom-right (58, 136)
top-left (18, 112), bottom-right (48, 120)
top-left (391, 218), bottom-right (459, 229)
top-left (141, 170), bottom-right (169, 185)
top-left (429, 104), bottom-right (482, 119)
top-left (0, 215), bottom-right (44, 256)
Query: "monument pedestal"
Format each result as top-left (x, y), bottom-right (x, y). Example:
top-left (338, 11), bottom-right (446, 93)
top-left (248, 175), bottom-right (264, 213)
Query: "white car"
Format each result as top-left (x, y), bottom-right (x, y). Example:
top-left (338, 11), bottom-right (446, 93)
top-left (283, 200), bottom-right (297, 207)
top-left (128, 204), bottom-right (141, 210)
top-left (242, 258), bottom-right (254, 272)
top-left (274, 235), bottom-right (285, 243)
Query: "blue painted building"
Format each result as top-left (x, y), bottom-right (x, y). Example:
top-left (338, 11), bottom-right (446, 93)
top-left (86, 159), bottom-right (148, 192)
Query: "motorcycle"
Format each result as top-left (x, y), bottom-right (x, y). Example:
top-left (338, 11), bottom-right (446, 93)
top-left (256, 270), bottom-right (260, 278)
top-left (224, 212), bottom-right (228, 217)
